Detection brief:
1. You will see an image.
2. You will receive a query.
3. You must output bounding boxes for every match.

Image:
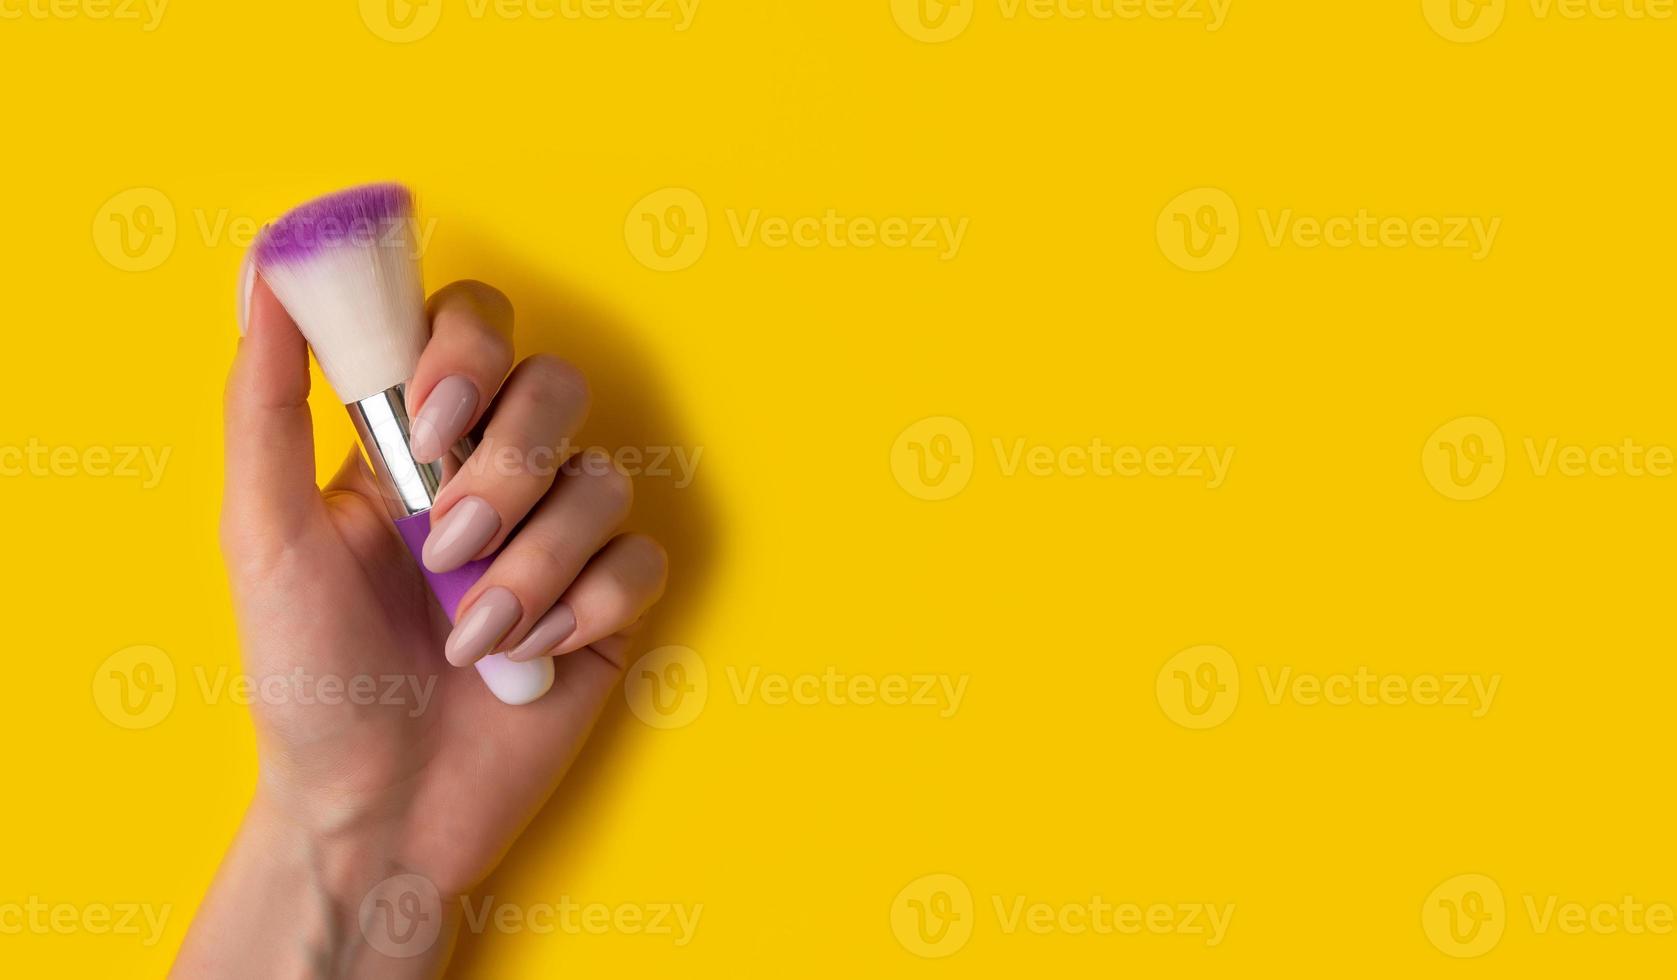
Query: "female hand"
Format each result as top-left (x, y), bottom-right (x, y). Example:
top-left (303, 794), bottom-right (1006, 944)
top-left (172, 275), bottom-right (667, 978)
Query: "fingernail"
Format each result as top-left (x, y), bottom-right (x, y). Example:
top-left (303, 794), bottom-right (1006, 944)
top-left (236, 248), bottom-right (257, 337)
top-left (422, 497), bottom-right (500, 573)
top-left (409, 376), bottom-right (479, 463)
top-left (505, 604), bottom-right (577, 662)
top-left (445, 587), bottom-right (522, 667)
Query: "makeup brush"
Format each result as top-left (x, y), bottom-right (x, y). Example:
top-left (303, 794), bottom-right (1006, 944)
top-left (253, 184), bottom-right (554, 706)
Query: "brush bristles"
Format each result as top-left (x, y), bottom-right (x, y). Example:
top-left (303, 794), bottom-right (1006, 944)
top-left (254, 184), bottom-right (429, 403)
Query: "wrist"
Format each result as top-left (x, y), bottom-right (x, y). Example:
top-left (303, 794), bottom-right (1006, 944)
top-left (242, 795), bottom-right (459, 968)
top-left (173, 797), bottom-right (458, 979)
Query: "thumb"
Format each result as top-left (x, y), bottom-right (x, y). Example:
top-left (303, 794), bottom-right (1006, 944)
top-left (223, 256), bottom-right (321, 537)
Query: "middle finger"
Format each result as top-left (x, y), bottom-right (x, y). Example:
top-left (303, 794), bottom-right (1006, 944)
top-left (422, 353), bottom-right (591, 573)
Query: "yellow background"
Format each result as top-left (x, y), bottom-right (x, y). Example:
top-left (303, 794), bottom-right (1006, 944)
top-left (3, 0), bottom-right (1674, 975)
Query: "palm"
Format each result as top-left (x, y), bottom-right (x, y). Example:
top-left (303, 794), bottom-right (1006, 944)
top-left (230, 465), bottom-right (622, 896)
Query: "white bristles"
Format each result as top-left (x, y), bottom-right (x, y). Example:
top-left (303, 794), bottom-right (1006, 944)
top-left (255, 188), bottom-right (429, 403)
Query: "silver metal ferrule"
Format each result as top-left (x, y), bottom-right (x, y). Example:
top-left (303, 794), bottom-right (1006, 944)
top-left (348, 384), bottom-right (472, 520)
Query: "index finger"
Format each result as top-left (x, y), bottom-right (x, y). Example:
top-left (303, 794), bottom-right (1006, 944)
top-left (406, 280), bottom-right (517, 462)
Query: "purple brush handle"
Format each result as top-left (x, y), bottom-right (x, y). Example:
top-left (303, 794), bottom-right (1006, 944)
top-left (395, 511), bottom-right (554, 705)
top-left (395, 511), bottom-right (494, 622)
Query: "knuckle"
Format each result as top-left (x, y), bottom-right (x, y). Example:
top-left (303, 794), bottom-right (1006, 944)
top-left (598, 580), bottom-right (637, 620)
top-left (436, 279), bottom-right (513, 321)
top-left (432, 281), bottom-right (515, 361)
top-left (515, 353), bottom-right (591, 412)
top-left (514, 527), bottom-right (578, 586)
top-left (581, 453), bottom-right (634, 516)
top-left (624, 533), bottom-right (669, 580)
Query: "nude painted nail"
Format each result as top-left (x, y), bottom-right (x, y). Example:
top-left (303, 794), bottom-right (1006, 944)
top-left (445, 587), bottom-right (522, 667)
top-left (422, 497), bottom-right (500, 573)
top-left (505, 605), bottom-right (577, 662)
top-left (409, 375), bottom-right (479, 463)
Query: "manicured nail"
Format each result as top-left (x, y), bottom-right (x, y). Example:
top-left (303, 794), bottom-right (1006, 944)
top-left (505, 605), bottom-right (577, 662)
top-left (236, 248), bottom-right (256, 337)
top-left (445, 587), bottom-right (522, 667)
top-left (409, 375), bottom-right (478, 463)
top-left (422, 497), bottom-right (500, 573)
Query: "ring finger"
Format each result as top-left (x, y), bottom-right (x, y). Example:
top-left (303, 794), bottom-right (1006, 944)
top-left (443, 451), bottom-right (633, 667)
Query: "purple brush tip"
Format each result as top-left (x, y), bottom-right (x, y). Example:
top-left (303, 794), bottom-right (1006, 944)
top-left (254, 183), bottom-right (416, 266)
